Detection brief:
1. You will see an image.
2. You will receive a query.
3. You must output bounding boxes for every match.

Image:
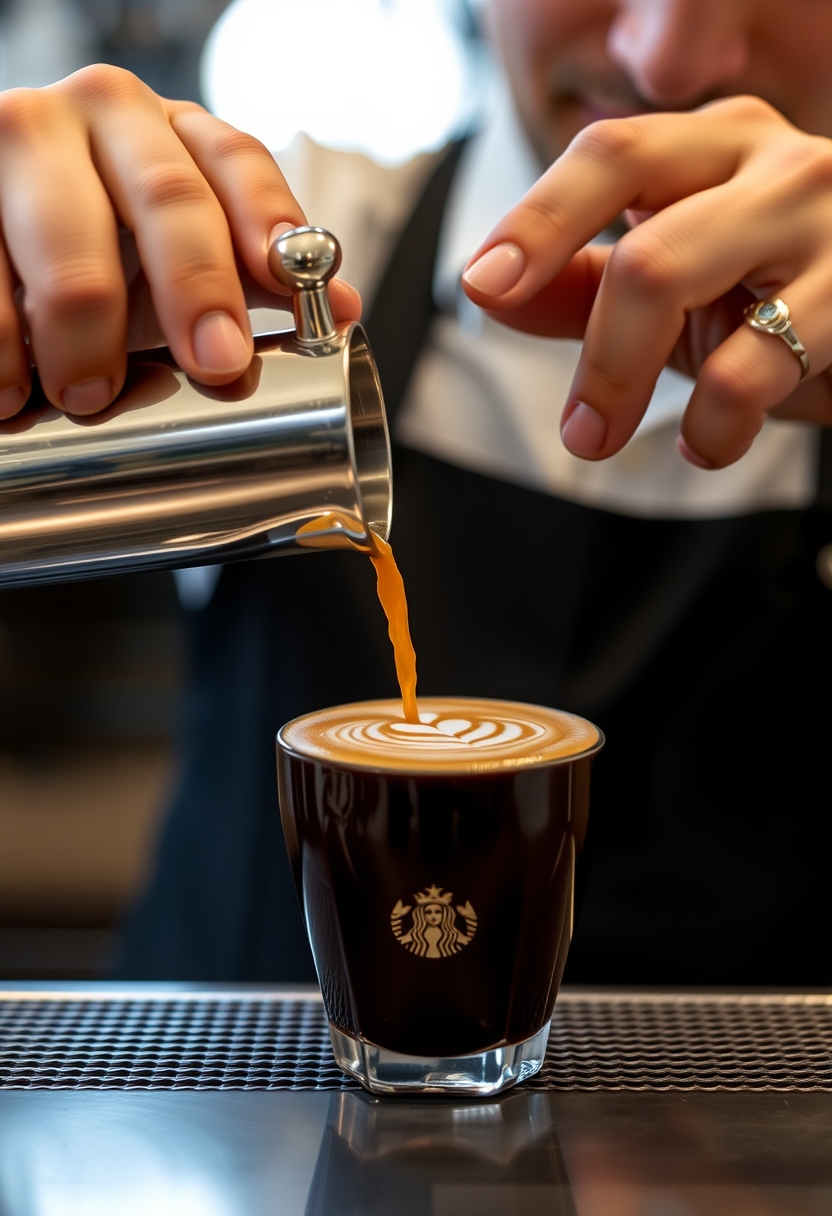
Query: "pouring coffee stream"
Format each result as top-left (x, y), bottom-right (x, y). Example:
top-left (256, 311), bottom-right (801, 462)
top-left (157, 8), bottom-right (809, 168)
top-left (273, 230), bottom-right (418, 723)
top-left (275, 226), bottom-right (418, 723)
top-left (297, 512), bottom-right (419, 723)
top-left (365, 529), bottom-right (419, 723)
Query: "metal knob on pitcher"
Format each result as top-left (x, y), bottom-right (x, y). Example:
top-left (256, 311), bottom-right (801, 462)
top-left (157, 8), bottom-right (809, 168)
top-left (0, 227), bottom-right (391, 586)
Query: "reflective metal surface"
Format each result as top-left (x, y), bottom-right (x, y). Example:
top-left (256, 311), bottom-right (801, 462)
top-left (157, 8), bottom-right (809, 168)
top-left (1, 986), bottom-right (832, 1213)
top-left (0, 228), bottom-right (391, 587)
top-left (4, 985), bottom-right (832, 1092)
top-left (306, 1088), bottom-right (575, 1215)
top-left (1, 1088), bottom-right (831, 1214)
top-left (269, 227), bottom-right (341, 343)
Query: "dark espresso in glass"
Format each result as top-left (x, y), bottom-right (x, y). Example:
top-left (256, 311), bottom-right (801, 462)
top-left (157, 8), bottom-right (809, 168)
top-left (278, 696), bottom-right (603, 1095)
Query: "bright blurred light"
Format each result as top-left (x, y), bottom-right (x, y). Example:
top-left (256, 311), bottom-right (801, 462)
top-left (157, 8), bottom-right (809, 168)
top-left (202, 0), bottom-right (476, 165)
top-left (0, 1119), bottom-right (238, 1216)
top-left (29, 1177), bottom-right (234, 1216)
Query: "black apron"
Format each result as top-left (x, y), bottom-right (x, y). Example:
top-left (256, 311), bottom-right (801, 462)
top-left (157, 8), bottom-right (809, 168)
top-left (116, 146), bottom-right (832, 985)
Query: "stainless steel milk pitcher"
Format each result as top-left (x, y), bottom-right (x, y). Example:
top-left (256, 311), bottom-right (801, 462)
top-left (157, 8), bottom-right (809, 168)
top-left (0, 227), bottom-right (391, 586)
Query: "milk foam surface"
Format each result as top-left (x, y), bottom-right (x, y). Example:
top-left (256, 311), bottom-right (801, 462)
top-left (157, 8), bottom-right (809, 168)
top-left (279, 697), bottom-right (601, 773)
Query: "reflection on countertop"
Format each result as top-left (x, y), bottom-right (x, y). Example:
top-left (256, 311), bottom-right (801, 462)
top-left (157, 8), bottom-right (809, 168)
top-left (1, 1088), bottom-right (831, 1215)
top-left (306, 1090), bottom-right (574, 1215)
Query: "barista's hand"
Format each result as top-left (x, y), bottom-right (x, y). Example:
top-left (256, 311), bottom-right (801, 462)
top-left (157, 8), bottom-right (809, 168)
top-left (461, 96), bottom-right (832, 469)
top-left (0, 65), bottom-right (361, 418)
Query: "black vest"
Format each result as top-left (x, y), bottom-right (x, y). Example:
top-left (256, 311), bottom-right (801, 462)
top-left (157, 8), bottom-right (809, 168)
top-left (117, 145), bottom-right (832, 986)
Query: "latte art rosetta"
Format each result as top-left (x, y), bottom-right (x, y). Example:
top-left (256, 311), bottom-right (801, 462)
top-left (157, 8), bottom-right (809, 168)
top-left (280, 697), bottom-right (601, 773)
top-left (345, 712), bottom-right (544, 751)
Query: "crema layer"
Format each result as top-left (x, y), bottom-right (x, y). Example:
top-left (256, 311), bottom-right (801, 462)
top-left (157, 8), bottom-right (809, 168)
top-left (279, 697), bottom-right (601, 773)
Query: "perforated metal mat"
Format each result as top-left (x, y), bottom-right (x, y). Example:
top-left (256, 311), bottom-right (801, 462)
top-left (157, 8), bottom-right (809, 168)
top-left (0, 989), bottom-right (830, 1092)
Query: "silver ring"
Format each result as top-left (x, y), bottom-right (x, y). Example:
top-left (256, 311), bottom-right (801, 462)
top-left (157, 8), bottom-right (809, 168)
top-left (744, 297), bottom-right (810, 380)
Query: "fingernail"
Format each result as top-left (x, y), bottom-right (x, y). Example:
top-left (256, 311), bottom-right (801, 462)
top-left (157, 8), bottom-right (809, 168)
top-left (561, 401), bottom-right (607, 458)
top-left (268, 221), bottom-right (297, 246)
top-left (193, 311), bottom-right (250, 375)
top-left (676, 435), bottom-right (714, 469)
top-left (0, 387), bottom-right (26, 417)
top-left (462, 243), bottom-right (525, 296)
top-left (61, 377), bottom-right (114, 415)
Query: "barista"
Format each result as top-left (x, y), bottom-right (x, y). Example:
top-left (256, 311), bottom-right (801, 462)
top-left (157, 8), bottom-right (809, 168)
top-left (0, 0), bottom-right (828, 983)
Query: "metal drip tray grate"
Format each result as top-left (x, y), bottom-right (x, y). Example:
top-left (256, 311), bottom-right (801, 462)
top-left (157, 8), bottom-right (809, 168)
top-left (0, 989), bottom-right (830, 1092)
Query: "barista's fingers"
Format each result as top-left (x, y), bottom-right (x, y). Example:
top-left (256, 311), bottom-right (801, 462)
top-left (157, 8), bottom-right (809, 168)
top-left (165, 106), bottom-right (302, 297)
top-left (559, 181), bottom-right (802, 459)
top-left (167, 105), bottom-right (362, 324)
top-left (484, 246), bottom-right (609, 340)
top-left (74, 71), bottom-right (251, 385)
top-left (462, 105), bottom-right (752, 309)
top-left (0, 239), bottom-right (31, 418)
top-left (680, 279), bottom-right (828, 469)
top-left (125, 267), bottom-right (164, 351)
top-left (327, 278), bottom-right (362, 324)
top-left (462, 98), bottom-right (799, 313)
top-left (0, 89), bottom-right (127, 413)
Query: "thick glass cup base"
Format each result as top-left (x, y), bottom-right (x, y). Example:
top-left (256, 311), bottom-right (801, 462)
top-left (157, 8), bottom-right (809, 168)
top-left (329, 1022), bottom-right (550, 1096)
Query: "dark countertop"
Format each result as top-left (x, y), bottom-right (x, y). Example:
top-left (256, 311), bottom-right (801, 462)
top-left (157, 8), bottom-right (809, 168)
top-left (2, 1089), bottom-right (831, 1214)
top-left (0, 983), bottom-right (830, 1215)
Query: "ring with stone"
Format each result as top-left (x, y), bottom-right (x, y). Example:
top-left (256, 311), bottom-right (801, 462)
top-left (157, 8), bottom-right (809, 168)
top-left (744, 297), bottom-right (810, 380)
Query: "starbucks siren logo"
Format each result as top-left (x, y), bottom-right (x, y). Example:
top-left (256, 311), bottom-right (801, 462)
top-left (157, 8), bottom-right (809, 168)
top-left (390, 885), bottom-right (477, 958)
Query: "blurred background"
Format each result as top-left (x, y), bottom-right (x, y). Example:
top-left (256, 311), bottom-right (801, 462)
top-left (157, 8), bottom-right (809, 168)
top-left (0, 0), bottom-right (485, 978)
top-left (0, 0), bottom-right (227, 100)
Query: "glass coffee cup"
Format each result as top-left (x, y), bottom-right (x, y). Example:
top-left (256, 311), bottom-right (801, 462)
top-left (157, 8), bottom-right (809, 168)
top-left (277, 696), bottom-right (603, 1096)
